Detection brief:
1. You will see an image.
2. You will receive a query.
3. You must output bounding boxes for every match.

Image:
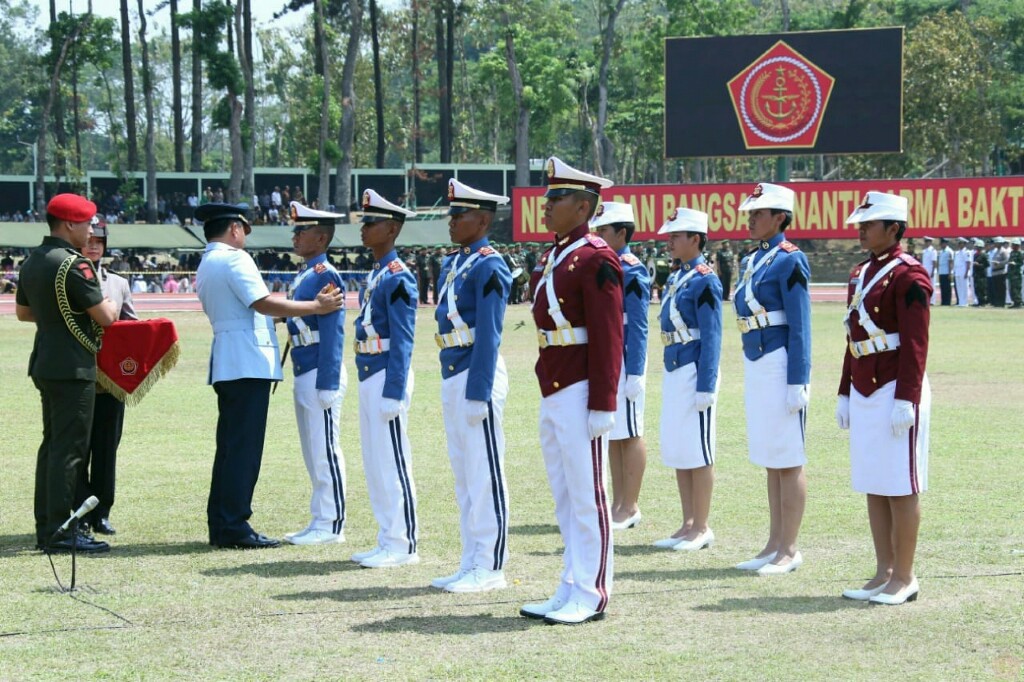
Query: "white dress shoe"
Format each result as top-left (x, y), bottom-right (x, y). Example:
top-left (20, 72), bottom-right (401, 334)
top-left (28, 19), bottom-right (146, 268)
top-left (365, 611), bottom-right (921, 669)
top-left (431, 568), bottom-right (470, 589)
top-left (287, 529), bottom-right (345, 546)
top-left (610, 510), bottom-right (642, 531)
top-left (653, 536), bottom-right (686, 549)
top-left (520, 592), bottom-right (570, 620)
top-left (869, 578), bottom-right (919, 605)
top-left (673, 529), bottom-right (714, 552)
top-left (735, 551), bottom-right (777, 571)
top-left (543, 600), bottom-right (606, 625)
top-left (350, 546), bottom-right (383, 563)
top-left (757, 551), bottom-right (803, 576)
top-left (360, 549), bottom-right (420, 569)
top-left (284, 524), bottom-right (315, 540)
top-left (842, 582), bottom-right (889, 601)
top-left (445, 567), bottom-right (507, 593)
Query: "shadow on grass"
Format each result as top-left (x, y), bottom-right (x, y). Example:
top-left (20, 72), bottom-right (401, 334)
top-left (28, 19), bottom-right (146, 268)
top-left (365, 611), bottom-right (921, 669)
top-left (614, 543), bottom-right (674, 557)
top-left (351, 613), bottom-right (533, 634)
top-left (695, 595), bottom-right (860, 614)
top-left (0, 534), bottom-right (39, 555)
top-left (616, 567), bottom-right (741, 582)
top-left (202, 560), bottom-right (357, 578)
top-left (276, 585), bottom-right (436, 602)
top-left (0, 538), bottom-right (212, 558)
top-left (509, 523), bottom-right (560, 536)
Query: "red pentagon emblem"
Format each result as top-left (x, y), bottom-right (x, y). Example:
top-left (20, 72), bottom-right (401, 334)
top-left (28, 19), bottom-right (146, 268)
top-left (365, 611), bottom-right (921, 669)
top-left (119, 357), bottom-right (139, 376)
top-left (362, 191), bottom-right (371, 210)
top-left (447, 183), bottom-right (455, 201)
top-left (595, 203), bottom-right (605, 217)
top-left (727, 40), bottom-right (835, 149)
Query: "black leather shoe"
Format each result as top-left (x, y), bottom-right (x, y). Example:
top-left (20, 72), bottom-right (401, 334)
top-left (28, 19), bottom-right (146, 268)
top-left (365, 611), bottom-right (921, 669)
top-left (215, 532), bottom-right (280, 549)
top-left (93, 518), bottom-right (117, 535)
top-left (45, 532), bottom-right (110, 554)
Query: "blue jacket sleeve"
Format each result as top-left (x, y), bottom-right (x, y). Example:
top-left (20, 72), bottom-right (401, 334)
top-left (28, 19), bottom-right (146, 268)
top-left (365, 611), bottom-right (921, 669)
top-left (315, 269), bottom-right (346, 390)
top-left (623, 264), bottom-right (651, 376)
top-left (695, 275), bottom-right (724, 393)
top-left (382, 270), bottom-right (418, 399)
top-left (781, 252), bottom-right (812, 385)
top-left (466, 257), bottom-right (511, 401)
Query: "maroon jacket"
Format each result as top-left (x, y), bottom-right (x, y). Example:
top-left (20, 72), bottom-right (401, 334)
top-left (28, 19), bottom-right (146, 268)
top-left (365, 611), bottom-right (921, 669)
top-left (839, 243), bottom-right (932, 403)
top-left (530, 223), bottom-right (624, 411)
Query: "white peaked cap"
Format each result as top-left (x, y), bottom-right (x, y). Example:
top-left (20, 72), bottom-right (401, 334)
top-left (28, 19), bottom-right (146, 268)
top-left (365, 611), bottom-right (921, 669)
top-left (290, 201), bottom-right (345, 225)
top-left (658, 206), bottom-right (709, 235)
top-left (845, 191), bottom-right (908, 224)
top-left (590, 201), bottom-right (635, 229)
top-left (738, 182), bottom-right (795, 212)
top-left (447, 178), bottom-right (509, 214)
top-left (544, 156), bottom-right (614, 197)
top-left (361, 188), bottom-right (417, 222)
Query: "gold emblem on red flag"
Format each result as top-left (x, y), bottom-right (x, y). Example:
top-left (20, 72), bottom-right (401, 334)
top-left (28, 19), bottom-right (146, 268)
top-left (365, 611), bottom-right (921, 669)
top-left (727, 40), bottom-right (835, 149)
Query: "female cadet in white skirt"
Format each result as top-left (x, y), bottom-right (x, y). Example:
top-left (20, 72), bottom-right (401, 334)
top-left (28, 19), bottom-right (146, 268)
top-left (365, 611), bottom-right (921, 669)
top-left (836, 192), bottom-right (932, 605)
top-left (652, 208), bottom-right (723, 551)
top-left (733, 183), bottom-right (812, 575)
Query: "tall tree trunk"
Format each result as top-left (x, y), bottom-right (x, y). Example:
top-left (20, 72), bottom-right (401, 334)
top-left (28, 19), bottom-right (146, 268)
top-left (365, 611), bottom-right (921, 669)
top-left (595, 0), bottom-right (625, 178)
top-left (315, 0), bottom-right (331, 207)
top-left (370, 0), bottom-right (385, 168)
top-left (335, 0), bottom-right (363, 219)
top-left (434, 1), bottom-right (450, 163)
top-left (119, 0), bottom-right (138, 172)
top-left (171, 0), bottom-right (185, 171)
top-left (226, 1), bottom-right (244, 203)
top-left (50, 0), bottom-right (69, 184)
top-left (137, 0), bottom-right (157, 223)
top-left (412, 0), bottom-right (422, 164)
top-left (240, 0), bottom-right (255, 202)
top-left (189, 0), bottom-right (203, 171)
top-left (503, 24), bottom-right (529, 187)
top-left (38, 20), bottom-right (87, 213)
top-left (71, 34), bottom-right (83, 177)
top-left (445, 0), bottom-right (454, 161)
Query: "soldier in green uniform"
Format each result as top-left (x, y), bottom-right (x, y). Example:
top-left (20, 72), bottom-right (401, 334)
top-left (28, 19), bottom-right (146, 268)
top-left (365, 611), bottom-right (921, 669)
top-left (15, 194), bottom-right (118, 553)
top-left (971, 238), bottom-right (988, 306)
top-left (1009, 238), bottom-right (1023, 308)
top-left (716, 242), bottom-right (735, 301)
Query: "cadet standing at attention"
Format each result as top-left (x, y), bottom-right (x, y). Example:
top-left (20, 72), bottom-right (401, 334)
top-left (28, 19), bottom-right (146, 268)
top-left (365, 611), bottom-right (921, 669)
top-left (430, 178), bottom-right (513, 593)
top-left (349, 190), bottom-right (422, 569)
top-left (283, 202), bottom-right (349, 546)
top-left (16, 194), bottom-right (118, 554)
top-left (521, 157), bottom-right (623, 626)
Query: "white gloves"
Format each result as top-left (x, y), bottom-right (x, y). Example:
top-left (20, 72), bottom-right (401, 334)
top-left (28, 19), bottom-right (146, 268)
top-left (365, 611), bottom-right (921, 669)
top-left (317, 389), bottom-right (340, 410)
top-left (624, 375), bottom-right (645, 401)
top-left (587, 410), bottom-right (615, 440)
top-left (465, 399), bottom-right (489, 426)
top-left (694, 392), bottom-right (716, 412)
top-left (380, 397), bottom-right (403, 422)
top-left (835, 394), bottom-right (850, 430)
top-left (890, 399), bottom-right (916, 437)
top-left (786, 384), bottom-right (810, 414)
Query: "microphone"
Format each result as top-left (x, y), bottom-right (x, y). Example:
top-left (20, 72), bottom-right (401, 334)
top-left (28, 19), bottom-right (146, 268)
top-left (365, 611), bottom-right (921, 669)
top-left (55, 496), bottom-right (99, 535)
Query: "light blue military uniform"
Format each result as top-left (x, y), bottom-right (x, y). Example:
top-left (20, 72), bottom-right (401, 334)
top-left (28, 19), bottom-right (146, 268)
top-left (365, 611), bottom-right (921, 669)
top-left (287, 253), bottom-right (347, 536)
top-left (611, 246), bottom-right (650, 439)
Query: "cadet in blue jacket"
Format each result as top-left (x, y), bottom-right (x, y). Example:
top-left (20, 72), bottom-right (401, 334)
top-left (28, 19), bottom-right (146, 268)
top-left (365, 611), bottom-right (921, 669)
top-left (283, 202), bottom-right (348, 546)
top-left (732, 183), bottom-right (812, 575)
top-left (589, 201), bottom-right (650, 532)
top-left (430, 179), bottom-right (513, 594)
top-left (651, 208), bottom-right (723, 552)
top-left (349, 189), bottom-right (421, 569)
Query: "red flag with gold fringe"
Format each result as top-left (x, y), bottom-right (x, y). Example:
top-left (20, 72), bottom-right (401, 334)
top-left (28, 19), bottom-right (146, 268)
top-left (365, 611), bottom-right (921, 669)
top-left (97, 318), bottom-right (180, 405)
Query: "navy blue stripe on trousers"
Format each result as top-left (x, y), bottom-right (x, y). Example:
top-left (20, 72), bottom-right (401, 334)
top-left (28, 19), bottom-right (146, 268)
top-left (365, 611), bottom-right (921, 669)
top-left (799, 406), bottom-right (807, 443)
top-left (389, 416), bottom-right (417, 553)
top-left (483, 400), bottom-right (508, 570)
top-left (323, 407), bottom-right (345, 535)
top-left (626, 399), bottom-right (638, 438)
top-left (698, 407), bottom-right (712, 466)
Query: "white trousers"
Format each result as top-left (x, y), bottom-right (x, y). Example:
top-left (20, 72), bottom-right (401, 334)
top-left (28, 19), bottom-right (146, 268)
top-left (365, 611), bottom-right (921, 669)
top-left (539, 381), bottom-right (613, 612)
top-left (293, 367), bottom-right (348, 533)
top-left (441, 357), bottom-right (510, 571)
top-left (358, 369), bottom-right (418, 554)
top-left (955, 273), bottom-right (969, 306)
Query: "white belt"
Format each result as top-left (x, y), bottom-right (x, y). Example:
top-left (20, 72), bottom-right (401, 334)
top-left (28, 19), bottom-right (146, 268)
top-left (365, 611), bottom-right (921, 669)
top-left (353, 337), bottom-right (391, 354)
top-left (290, 330), bottom-right (320, 347)
top-left (849, 332), bottom-right (900, 359)
top-left (736, 310), bottom-right (788, 333)
top-left (435, 328), bottom-right (475, 349)
top-left (537, 327), bottom-right (588, 349)
top-left (661, 328), bottom-right (701, 346)
top-left (622, 313), bottom-right (628, 324)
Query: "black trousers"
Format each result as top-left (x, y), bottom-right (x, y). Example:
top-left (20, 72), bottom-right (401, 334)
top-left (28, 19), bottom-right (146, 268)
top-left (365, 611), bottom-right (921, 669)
top-left (939, 274), bottom-right (952, 305)
top-left (208, 378), bottom-right (271, 544)
top-left (992, 274), bottom-right (1007, 306)
top-left (75, 392), bottom-right (125, 520)
top-left (33, 378), bottom-right (95, 544)
top-left (720, 269), bottom-right (733, 300)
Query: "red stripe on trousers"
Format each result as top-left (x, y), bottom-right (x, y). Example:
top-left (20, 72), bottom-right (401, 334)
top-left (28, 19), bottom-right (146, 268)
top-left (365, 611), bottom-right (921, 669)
top-left (908, 404), bottom-right (919, 494)
top-left (591, 437), bottom-right (610, 612)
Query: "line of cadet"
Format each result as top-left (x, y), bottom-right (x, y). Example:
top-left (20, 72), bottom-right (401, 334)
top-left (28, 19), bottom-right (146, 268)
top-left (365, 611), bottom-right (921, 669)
top-left (917, 235), bottom-right (1023, 308)
top-left (20, 161), bottom-right (932, 624)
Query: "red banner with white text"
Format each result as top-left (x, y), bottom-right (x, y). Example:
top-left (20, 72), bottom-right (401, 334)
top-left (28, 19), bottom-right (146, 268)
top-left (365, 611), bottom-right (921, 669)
top-left (512, 177), bottom-right (1024, 241)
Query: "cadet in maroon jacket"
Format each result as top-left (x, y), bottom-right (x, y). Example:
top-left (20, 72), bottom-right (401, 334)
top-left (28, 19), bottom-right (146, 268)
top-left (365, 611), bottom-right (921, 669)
top-left (519, 157), bottom-right (624, 626)
top-left (836, 191), bottom-right (932, 606)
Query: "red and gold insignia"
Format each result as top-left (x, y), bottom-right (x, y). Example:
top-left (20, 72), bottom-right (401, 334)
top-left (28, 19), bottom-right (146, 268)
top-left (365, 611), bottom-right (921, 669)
top-left (546, 159), bottom-right (555, 178)
top-left (119, 357), bottom-right (139, 376)
top-left (779, 240), bottom-right (799, 253)
top-left (387, 260), bottom-right (403, 273)
top-left (478, 246), bottom-right (495, 256)
top-left (447, 183), bottom-right (455, 201)
top-left (362, 191), bottom-right (371, 210)
top-left (595, 204), bottom-right (605, 218)
top-left (621, 253), bottom-right (640, 265)
top-left (314, 263), bottom-right (327, 274)
top-left (585, 233), bottom-right (608, 248)
top-left (727, 40), bottom-right (835, 150)
top-left (752, 184), bottom-right (764, 198)
top-left (696, 264), bottom-right (712, 275)
top-left (77, 261), bottom-right (95, 280)
top-left (291, 204), bottom-right (299, 220)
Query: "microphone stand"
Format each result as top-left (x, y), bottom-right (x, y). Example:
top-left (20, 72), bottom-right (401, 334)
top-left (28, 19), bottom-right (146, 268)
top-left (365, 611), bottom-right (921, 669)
top-left (68, 517), bottom-right (79, 593)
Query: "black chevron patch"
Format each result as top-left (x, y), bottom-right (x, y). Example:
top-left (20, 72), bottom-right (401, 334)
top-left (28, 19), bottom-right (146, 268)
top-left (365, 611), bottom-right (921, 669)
top-left (698, 287), bottom-right (717, 310)
top-left (905, 281), bottom-right (929, 308)
top-left (787, 267), bottom-right (808, 291)
top-left (483, 271), bottom-right (503, 298)
top-left (391, 281), bottom-right (411, 305)
top-left (625, 278), bottom-right (643, 298)
top-left (596, 261), bottom-right (620, 290)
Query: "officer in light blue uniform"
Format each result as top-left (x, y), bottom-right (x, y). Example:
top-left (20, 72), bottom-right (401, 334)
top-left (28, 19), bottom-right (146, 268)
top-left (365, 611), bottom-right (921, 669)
top-left (589, 201), bottom-right (650, 532)
top-left (732, 182), bottom-right (812, 575)
top-left (283, 202), bottom-right (348, 546)
top-left (430, 178), bottom-right (513, 594)
top-left (349, 189), bottom-right (422, 569)
top-left (653, 207), bottom-right (722, 552)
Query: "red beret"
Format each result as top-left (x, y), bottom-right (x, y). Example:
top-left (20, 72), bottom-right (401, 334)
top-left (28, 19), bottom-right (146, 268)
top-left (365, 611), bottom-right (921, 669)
top-left (47, 193), bottom-right (97, 223)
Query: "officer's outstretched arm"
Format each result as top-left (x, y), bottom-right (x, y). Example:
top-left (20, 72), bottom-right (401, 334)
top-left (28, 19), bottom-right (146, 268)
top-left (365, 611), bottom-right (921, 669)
top-left (251, 284), bottom-right (342, 317)
top-left (87, 298), bottom-right (118, 327)
top-left (15, 303), bottom-right (34, 322)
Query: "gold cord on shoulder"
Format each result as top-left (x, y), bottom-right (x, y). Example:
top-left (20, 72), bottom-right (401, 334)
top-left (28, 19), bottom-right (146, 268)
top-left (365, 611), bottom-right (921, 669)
top-left (55, 255), bottom-right (103, 354)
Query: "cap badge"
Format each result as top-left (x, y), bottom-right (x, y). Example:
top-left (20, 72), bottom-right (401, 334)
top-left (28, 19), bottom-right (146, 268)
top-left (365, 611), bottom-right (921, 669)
top-left (362, 191), bottom-right (371, 209)
top-left (595, 204), bottom-right (605, 217)
top-left (546, 159), bottom-right (555, 178)
top-left (752, 184), bottom-right (764, 198)
top-left (447, 183), bottom-right (455, 200)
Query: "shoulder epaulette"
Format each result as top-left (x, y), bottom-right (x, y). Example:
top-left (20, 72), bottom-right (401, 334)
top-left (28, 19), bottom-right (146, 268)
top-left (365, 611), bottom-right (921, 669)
top-left (696, 263), bottom-right (713, 276)
top-left (313, 262), bottom-right (327, 274)
top-left (387, 260), bottom-right (404, 274)
top-left (898, 253), bottom-right (921, 266)
top-left (478, 246), bottom-right (497, 256)
top-left (446, 248), bottom-right (459, 256)
top-left (585, 233), bottom-right (609, 248)
top-left (779, 241), bottom-right (799, 253)
top-left (621, 253), bottom-right (640, 266)
top-left (76, 260), bottom-right (97, 281)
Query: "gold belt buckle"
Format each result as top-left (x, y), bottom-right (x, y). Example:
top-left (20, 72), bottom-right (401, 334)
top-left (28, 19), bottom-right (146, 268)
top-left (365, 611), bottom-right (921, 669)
top-left (736, 317), bottom-right (751, 334)
top-left (849, 339), bottom-right (862, 359)
top-left (434, 333), bottom-right (444, 349)
top-left (537, 330), bottom-right (549, 349)
top-left (556, 327), bottom-right (576, 346)
top-left (661, 331), bottom-right (673, 346)
top-left (869, 331), bottom-right (889, 352)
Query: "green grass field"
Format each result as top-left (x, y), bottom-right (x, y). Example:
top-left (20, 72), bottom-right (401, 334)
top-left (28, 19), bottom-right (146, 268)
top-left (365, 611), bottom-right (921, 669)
top-left (1, 303), bottom-right (1022, 681)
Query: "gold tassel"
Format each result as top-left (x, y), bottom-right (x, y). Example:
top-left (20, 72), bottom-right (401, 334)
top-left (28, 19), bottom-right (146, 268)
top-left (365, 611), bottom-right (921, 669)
top-left (97, 341), bottom-right (181, 407)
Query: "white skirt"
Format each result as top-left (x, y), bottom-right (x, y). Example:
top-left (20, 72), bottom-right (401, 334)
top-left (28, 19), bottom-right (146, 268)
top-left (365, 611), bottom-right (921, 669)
top-left (850, 377), bottom-right (930, 496)
top-left (660, 362), bottom-right (716, 470)
top-left (743, 347), bottom-right (808, 468)
top-left (610, 362), bottom-right (645, 440)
